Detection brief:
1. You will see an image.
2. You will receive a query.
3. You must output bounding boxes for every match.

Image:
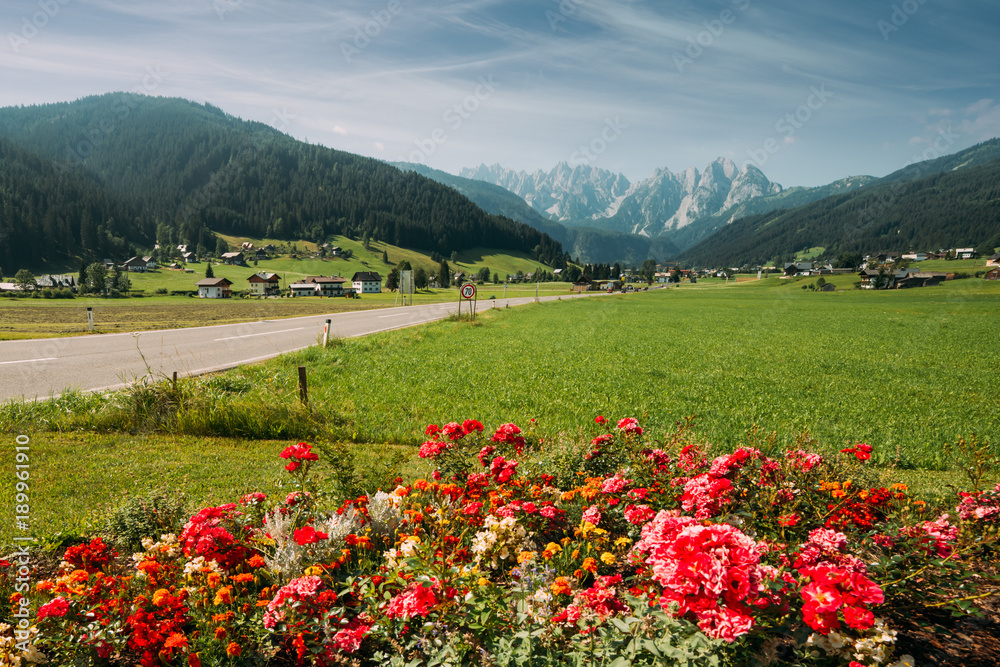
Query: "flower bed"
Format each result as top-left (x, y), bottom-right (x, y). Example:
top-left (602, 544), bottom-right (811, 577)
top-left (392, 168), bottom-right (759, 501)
top-left (3, 418), bottom-right (998, 666)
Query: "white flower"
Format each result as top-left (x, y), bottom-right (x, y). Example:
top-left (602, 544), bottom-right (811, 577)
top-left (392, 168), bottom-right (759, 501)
top-left (889, 655), bottom-right (916, 667)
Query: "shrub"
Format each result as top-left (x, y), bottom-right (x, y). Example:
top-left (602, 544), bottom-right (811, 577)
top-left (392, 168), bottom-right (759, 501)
top-left (100, 486), bottom-right (189, 550)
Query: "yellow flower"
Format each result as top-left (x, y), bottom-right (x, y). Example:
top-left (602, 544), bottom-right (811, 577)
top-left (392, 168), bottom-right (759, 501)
top-left (517, 551), bottom-right (537, 564)
top-left (614, 537), bottom-right (631, 548)
top-left (545, 542), bottom-right (563, 554)
top-left (477, 577), bottom-right (490, 587)
top-left (600, 552), bottom-right (616, 565)
top-left (571, 549), bottom-right (581, 560)
top-left (304, 566), bottom-right (324, 576)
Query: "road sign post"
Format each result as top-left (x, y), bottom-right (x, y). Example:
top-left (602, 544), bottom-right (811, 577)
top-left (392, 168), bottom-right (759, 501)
top-left (87, 307), bottom-right (94, 332)
top-left (461, 283), bottom-right (477, 321)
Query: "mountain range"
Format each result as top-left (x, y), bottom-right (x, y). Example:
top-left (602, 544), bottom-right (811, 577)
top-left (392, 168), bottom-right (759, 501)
top-left (460, 158), bottom-right (794, 248)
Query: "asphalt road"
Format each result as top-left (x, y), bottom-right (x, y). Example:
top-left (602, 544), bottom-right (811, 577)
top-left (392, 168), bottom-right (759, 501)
top-left (0, 294), bottom-right (588, 402)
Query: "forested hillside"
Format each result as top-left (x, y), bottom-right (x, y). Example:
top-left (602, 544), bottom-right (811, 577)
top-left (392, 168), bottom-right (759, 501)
top-left (677, 155), bottom-right (1000, 267)
top-left (0, 137), bottom-right (150, 269)
top-left (0, 94), bottom-right (564, 270)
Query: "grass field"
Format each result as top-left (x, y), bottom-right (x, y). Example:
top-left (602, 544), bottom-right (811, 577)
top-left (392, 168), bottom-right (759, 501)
top-left (4, 278), bottom-right (998, 544)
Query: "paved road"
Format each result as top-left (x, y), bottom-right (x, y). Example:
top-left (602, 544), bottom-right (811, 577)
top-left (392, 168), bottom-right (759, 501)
top-left (0, 294), bottom-right (588, 402)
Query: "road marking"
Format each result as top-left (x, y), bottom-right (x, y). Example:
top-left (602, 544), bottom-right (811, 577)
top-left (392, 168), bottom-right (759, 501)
top-left (0, 357), bottom-right (56, 365)
top-left (377, 313), bottom-right (404, 318)
top-left (214, 327), bottom-right (305, 341)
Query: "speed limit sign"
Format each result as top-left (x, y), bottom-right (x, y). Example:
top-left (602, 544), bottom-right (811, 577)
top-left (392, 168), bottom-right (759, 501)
top-left (461, 283), bottom-right (476, 299)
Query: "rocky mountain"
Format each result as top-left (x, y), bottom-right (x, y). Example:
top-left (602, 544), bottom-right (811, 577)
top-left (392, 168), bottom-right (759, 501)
top-left (459, 162), bottom-right (631, 221)
top-left (394, 162), bottom-right (679, 265)
top-left (460, 158), bottom-right (784, 246)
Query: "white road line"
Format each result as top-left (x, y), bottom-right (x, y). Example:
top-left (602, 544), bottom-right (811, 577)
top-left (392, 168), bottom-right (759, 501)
top-left (0, 357), bottom-right (57, 365)
top-left (214, 327), bottom-right (305, 341)
top-left (376, 313), bottom-right (403, 318)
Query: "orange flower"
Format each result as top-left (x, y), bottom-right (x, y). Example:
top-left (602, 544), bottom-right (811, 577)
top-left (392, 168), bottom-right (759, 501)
top-left (214, 627), bottom-right (227, 640)
top-left (206, 572), bottom-right (221, 589)
top-left (152, 588), bottom-right (172, 607)
top-left (214, 586), bottom-right (233, 606)
top-left (582, 557), bottom-right (598, 573)
top-left (163, 633), bottom-right (188, 650)
top-left (188, 654), bottom-right (202, 667)
top-left (248, 554), bottom-right (266, 568)
top-left (212, 611), bottom-right (234, 623)
top-left (226, 642), bottom-right (242, 657)
top-left (550, 577), bottom-right (572, 596)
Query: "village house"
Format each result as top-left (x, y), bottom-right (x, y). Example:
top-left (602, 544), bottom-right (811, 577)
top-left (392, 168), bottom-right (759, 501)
top-left (304, 275), bottom-right (348, 296)
top-left (221, 251), bottom-right (246, 265)
top-left (352, 271), bottom-right (382, 294)
top-left (571, 278), bottom-right (594, 293)
top-left (783, 262), bottom-right (813, 277)
top-left (902, 252), bottom-right (926, 262)
top-left (247, 272), bottom-right (281, 296)
top-left (123, 256), bottom-right (148, 272)
top-left (196, 277), bottom-right (233, 299)
top-left (985, 268), bottom-right (1000, 281)
top-left (954, 248), bottom-right (976, 260)
top-left (986, 253), bottom-right (1000, 267)
top-left (182, 252), bottom-right (199, 263)
top-left (143, 256), bottom-right (157, 270)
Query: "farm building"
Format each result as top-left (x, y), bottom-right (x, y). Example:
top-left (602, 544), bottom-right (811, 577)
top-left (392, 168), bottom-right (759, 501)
top-left (352, 271), bottom-right (382, 294)
top-left (196, 277), bottom-right (233, 298)
top-left (248, 272), bottom-right (281, 296)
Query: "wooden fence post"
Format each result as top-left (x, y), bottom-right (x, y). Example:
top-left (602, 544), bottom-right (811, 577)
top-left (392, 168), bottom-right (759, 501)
top-left (298, 366), bottom-right (308, 405)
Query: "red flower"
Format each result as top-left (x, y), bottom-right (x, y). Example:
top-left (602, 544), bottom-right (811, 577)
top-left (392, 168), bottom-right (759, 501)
top-left (595, 415), bottom-right (607, 424)
top-left (293, 526), bottom-right (329, 545)
top-left (616, 417), bottom-right (643, 435)
top-left (462, 419), bottom-right (485, 434)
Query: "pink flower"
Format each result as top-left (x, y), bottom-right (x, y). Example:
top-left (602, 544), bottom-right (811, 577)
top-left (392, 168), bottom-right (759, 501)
top-left (616, 417), bottom-right (643, 435)
top-left (601, 474), bottom-right (632, 494)
top-left (263, 576), bottom-right (323, 628)
top-left (539, 505), bottom-right (558, 519)
top-left (522, 502), bottom-right (537, 514)
top-left (441, 422), bottom-right (464, 440)
top-left (385, 583), bottom-right (440, 619)
top-left (418, 440), bottom-right (448, 459)
top-left (37, 596), bottom-right (70, 620)
top-left (801, 582), bottom-right (842, 614)
top-left (582, 505), bottom-right (602, 526)
top-left (463, 502), bottom-right (483, 516)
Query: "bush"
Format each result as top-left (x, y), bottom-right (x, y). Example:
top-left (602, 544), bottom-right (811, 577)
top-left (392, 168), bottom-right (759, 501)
top-left (100, 486), bottom-right (189, 550)
top-left (155, 287), bottom-right (169, 295)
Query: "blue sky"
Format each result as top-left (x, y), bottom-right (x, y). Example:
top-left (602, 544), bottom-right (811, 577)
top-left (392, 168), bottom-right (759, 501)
top-left (1, 0), bottom-right (998, 187)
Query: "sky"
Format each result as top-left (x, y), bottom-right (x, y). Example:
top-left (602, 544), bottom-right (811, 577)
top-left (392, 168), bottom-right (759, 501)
top-left (1, 0), bottom-right (998, 187)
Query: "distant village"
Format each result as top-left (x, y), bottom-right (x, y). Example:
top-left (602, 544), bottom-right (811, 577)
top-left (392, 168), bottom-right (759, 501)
top-left (2, 242), bottom-right (998, 297)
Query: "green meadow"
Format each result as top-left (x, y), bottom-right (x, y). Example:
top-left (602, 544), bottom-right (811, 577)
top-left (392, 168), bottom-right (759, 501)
top-left (3, 277), bottom-right (998, 543)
